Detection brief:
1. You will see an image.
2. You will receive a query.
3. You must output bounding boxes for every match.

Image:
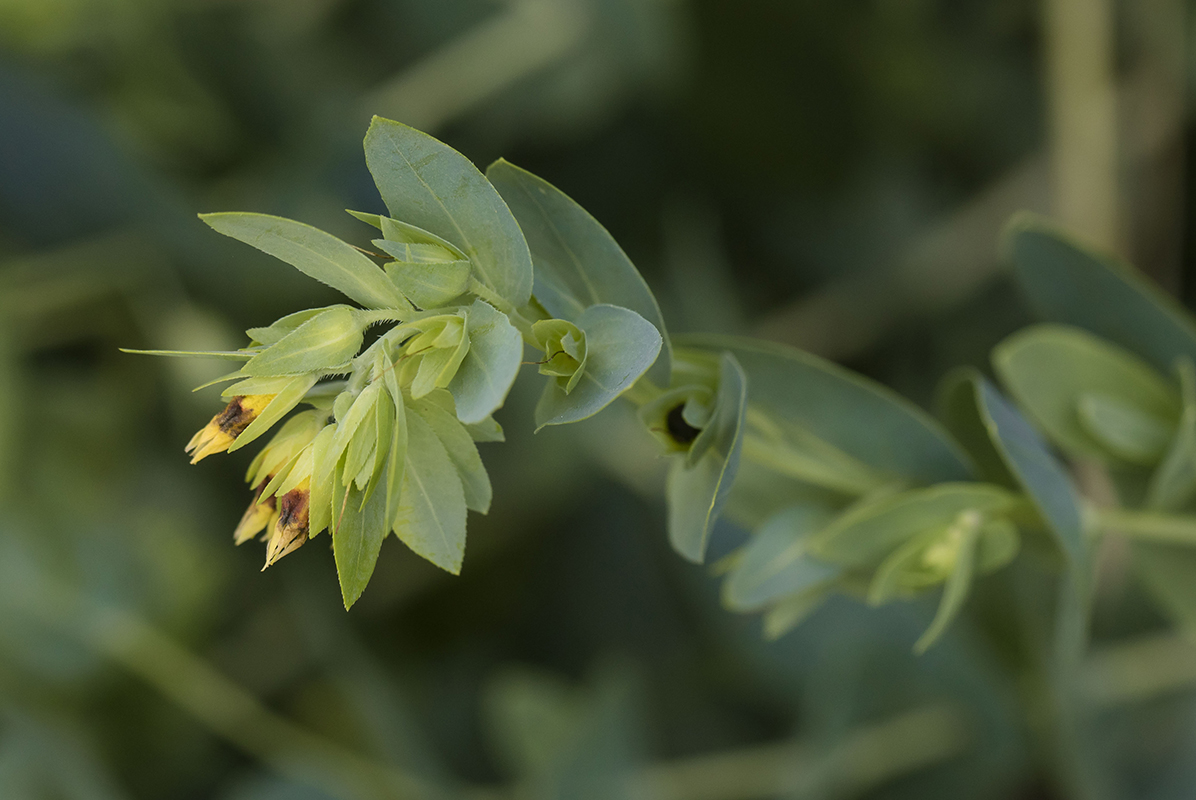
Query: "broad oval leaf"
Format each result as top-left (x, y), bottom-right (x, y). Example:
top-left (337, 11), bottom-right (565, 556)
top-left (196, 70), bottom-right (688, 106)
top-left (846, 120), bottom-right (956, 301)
top-left (968, 374), bottom-right (1086, 565)
top-left (394, 407), bottom-right (468, 574)
top-left (679, 334), bottom-right (973, 485)
top-left (722, 504), bottom-right (840, 612)
top-left (1006, 213), bottom-right (1196, 374)
top-left (993, 324), bottom-right (1180, 463)
top-left (448, 299), bottom-right (523, 425)
top-left (668, 353), bottom-right (747, 563)
top-left (384, 259), bottom-right (472, 310)
top-left (364, 118), bottom-right (533, 308)
top-left (228, 374), bottom-right (319, 453)
top-left (535, 305), bottom-right (662, 430)
top-left (487, 159), bottom-right (671, 384)
top-left (201, 212), bottom-right (408, 310)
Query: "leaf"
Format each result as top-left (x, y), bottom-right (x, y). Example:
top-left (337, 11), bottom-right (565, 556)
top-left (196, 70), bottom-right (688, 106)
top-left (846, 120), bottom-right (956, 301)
top-left (382, 372), bottom-right (408, 532)
top-left (364, 118), bottom-right (533, 307)
top-left (487, 159), bottom-right (671, 384)
top-left (221, 375), bottom-right (295, 399)
top-left (762, 587), bottom-right (834, 640)
top-left (667, 353), bottom-right (747, 563)
top-left (677, 334), bottom-right (973, 485)
top-left (1077, 392), bottom-right (1173, 464)
top-left (394, 408), bottom-right (468, 574)
top-left (308, 425), bottom-right (336, 536)
top-left (466, 416), bottom-right (505, 443)
top-left (246, 307), bottom-right (329, 346)
top-left (1005, 213), bottom-right (1196, 374)
top-left (937, 368), bottom-right (1018, 487)
top-left (811, 483), bottom-right (1015, 568)
top-left (327, 383), bottom-right (382, 472)
top-left (384, 259), bottom-right (472, 309)
top-left (722, 504), bottom-right (840, 611)
top-left (993, 324), bottom-right (1180, 463)
top-left (534, 305), bottom-right (662, 430)
top-left (1148, 359), bottom-right (1196, 511)
top-left (120, 348), bottom-right (256, 359)
top-left (448, 299), bottom-right (523, 424)
top-left (243, 306), bottom-right (365, 377)
top-left (228, 374), bottom-right (319, 452)
top-left (333, 476), bottom-right (390, 610)
top-left (972, 377), bottom-right (1086, 565)
top-left (1133, 543), bottom-right (1196, 632)
top-left (201, 212), bottom-right (409, 310)
top-left (914, 524), bottom-right (980, 653)
top-left (373, 240), bottom-right (460, 265)
top-left (411, 394), bottom-right (492, 513)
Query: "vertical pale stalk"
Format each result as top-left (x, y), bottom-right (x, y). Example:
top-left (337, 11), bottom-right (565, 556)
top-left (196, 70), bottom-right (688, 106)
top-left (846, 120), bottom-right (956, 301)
top-left (1043, 0), bottom-right (1120, 250)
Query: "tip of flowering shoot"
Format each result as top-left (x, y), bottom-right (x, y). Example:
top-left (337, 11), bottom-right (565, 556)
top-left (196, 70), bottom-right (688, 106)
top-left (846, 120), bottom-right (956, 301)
top-left (186, 394), bottom-right (276, 464)
top-left (263, 482), bottom-right (310, 570)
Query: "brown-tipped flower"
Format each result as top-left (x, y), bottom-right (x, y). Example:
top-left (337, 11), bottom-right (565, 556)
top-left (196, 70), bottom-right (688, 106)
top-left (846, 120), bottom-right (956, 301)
top-left (186, 394), bottom-right (275, 464)
top-left (263, 479), bottom-right (310, 569)
top-left (234, 482), bottom-right (278, 545)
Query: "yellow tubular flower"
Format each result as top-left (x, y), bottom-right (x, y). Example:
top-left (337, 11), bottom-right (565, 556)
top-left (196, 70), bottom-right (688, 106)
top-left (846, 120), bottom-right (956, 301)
top-left (234, 482), bottom-right (278, 545)
top-left (263, 478), bottom-right (310, 569)
top-left (186, 394), bottom-right (276, 464)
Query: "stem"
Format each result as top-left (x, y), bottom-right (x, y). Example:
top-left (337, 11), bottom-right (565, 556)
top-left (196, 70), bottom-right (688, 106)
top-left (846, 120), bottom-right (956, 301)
top-left (1095, 507), bottom-right (1196, 544)
top-left (631, 704), bottom-right (968, 800)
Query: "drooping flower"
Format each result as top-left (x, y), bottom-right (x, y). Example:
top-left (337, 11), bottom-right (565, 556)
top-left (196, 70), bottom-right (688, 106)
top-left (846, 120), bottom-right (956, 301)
top-left (186, 394), bottom-right (276, 463)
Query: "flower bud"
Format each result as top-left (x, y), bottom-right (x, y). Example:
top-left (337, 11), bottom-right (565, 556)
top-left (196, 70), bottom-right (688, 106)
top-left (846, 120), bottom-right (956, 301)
top-left (186, 394), bottom-right (275, 464)
top-left (533, 319), bottom-right (587, 394)
top-left (264, 479), bottom-right (310, 569)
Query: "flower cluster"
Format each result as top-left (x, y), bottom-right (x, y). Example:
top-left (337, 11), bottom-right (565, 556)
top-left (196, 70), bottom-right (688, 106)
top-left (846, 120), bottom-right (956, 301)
top-left (133, 119), bottom-right (666, 608)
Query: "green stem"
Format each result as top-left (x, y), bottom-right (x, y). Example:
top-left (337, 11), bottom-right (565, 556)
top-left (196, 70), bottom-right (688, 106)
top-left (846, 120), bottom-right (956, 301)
top-left (1095, 507), bottom-right (1196, 545)
top-left (632, 704), bottom-right (968, 800)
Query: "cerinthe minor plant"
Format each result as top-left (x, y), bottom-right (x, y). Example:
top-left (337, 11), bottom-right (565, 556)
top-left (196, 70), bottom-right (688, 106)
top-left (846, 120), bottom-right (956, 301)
top-left (131, 118), bottom-right (1196, 659)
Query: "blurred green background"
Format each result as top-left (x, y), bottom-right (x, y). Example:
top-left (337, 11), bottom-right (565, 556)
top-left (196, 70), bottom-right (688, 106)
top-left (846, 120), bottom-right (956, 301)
top-left (2, 0), bottom-right (1195, 798)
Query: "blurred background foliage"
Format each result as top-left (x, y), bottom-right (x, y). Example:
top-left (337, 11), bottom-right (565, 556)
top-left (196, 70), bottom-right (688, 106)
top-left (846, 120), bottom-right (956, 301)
top-left (3, 0), bottom-right (1196, 798)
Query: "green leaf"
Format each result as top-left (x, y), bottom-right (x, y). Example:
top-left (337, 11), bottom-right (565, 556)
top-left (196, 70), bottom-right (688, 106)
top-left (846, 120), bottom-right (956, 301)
top-left (535, 305), bottom-right (662, 430)
top-left (677, 334), bottom-right (973, 485)
top-left (762, 587), bottom-right (834, 640)
top-left (201, 212), bottom-right (409, 310)
top-left (384, 260), bottom-right (472, 309)
top-left (1148, 359), bottom-right (1196, 511)
top-left (811, 483), bottom-right (1015, 568)
top-left (374, 240), bottom-right (459, 265)
top-left (411, 394), bottom-right (492, 513)
top-left (487, 159), bottom-right (671, 384)
top-left (394, 407), bottom-right (468, 574)
top-left (308, 425), bottom-right (336, 536)
top-left (1077, 392), bottom-right (1173, 464)
top-left (228, 374), bottom-right (319, 452)
top-left (973, 377), bottom-right (1086, 564)
top-left (466, 416), bottom-right (505, 443)
top-left (120, 348), bottom-right (257, 359)
top-left (221, 374), bottom-right (295, 399)
top-left (722, 504), bottom-right (840, 611)
top-left (448, 299), bottom-right (523, 425)
top-left (246, 307), bottom-right (329, 346)
top-left (937, 368), bottom-right (1017, 487)
top-left (327, 383), bottom-right (383, 473)
top-left (667, 353), bottom-right (747, 563)
top-left (993, 324), bottom-right (1180, 463)
top-left (1006, 213), bottom-right (1196, 374)
top-left (243, 306), bottom-right (365, 377)
top-left (333, 476), bottom-right (390, 610)
top-left (382, 372), bottom-right (409, 532)
top-left (914, 523), bottom-right (980, 653)
top-left (364, 118), bottom-right (533, 307)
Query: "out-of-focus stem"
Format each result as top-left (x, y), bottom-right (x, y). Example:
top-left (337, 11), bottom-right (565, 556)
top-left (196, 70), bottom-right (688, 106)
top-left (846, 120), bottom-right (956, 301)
top-left (1044, 0), bottom-right (1120, 250)
top-left (632, 703), bottom-right (969, 800)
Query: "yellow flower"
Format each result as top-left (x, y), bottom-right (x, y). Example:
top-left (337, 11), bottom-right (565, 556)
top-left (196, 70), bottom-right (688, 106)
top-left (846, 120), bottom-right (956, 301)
top-left (264, 479), bottom-right (310, 569)
top-left (186, 394), bottom-right (276, 464)
top-left (234, 482), bottom-right (278, 545)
